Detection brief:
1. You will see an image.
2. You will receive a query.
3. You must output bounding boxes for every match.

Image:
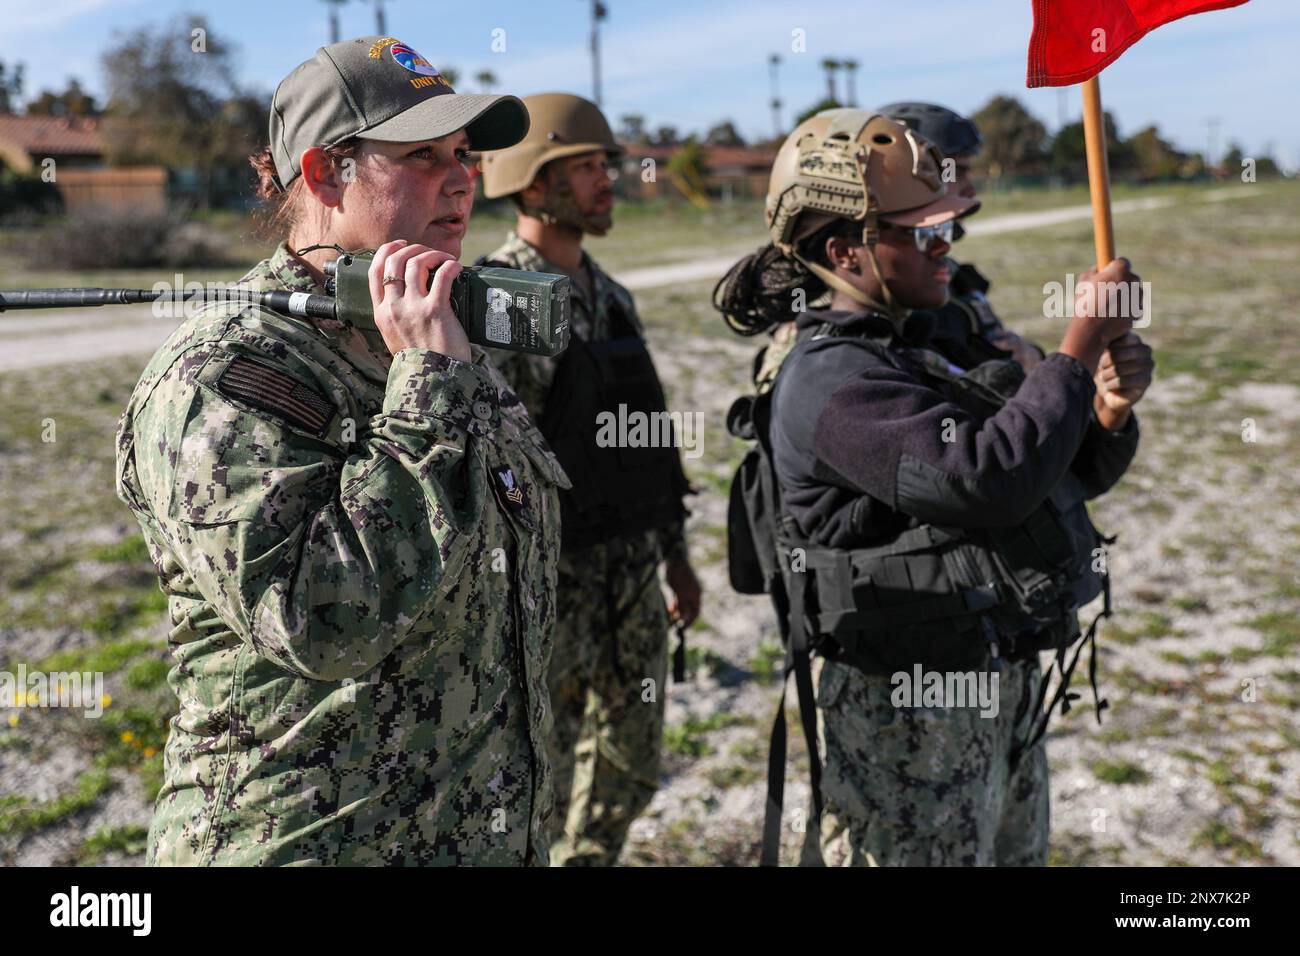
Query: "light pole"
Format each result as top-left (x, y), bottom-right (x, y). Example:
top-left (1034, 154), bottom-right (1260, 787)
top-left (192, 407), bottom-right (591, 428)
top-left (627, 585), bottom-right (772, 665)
top-left (590, 1), bottom-right (608, 108)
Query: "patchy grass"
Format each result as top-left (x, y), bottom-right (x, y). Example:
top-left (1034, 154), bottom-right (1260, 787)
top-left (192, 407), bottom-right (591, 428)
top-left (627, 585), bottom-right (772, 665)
top-left (0, 769), bottom-right (113, 837)
top-left (1048, 830), bottom-right (1127, 867)
top-left (89, 535), bottom-right (151, 565)
top-left (747, 640), bottom-right (784, 684)
top-left (663, 712), bottom-right (754, 757)
top-left (707, 762), bottom-right (761, 789)
top-left (37, 636), bottom-right (160, 676)
top-left (1244, 612), bottom-right (1300, 658)
top-left (682, 644), bottom-right (734, 681)
top-left (65, 824), bottom-right (150, 865)
top-left (6, 181), bottom-right (1300, 866)
top-left (1190, 821), bottom-right (1265, 862)
top-left (1090, 759), bottom-right (1151, 786)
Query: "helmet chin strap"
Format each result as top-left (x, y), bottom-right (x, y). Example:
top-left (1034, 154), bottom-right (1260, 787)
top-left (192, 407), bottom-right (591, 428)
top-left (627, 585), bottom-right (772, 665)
top-left (792, 233), bottom-right (911, 334)
top-left (521, 167), bottom-right (611, 237)
top-left (862, 240), bottom-right (911, 332)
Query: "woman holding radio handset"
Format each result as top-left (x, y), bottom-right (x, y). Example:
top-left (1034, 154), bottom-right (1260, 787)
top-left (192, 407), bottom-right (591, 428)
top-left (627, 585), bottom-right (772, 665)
top-left (114, 36), bottom-right (569, 866)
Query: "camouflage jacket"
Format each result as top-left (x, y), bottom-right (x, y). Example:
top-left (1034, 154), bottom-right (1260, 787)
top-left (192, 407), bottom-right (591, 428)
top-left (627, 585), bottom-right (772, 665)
top-left (482, 231), bottom-right (688, 565)
top-left (114, 243), bottom-right (569, 866)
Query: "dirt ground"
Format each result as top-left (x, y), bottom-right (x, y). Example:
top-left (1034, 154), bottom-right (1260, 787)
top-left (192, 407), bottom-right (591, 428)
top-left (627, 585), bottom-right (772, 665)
top-left (1, 181), bottom-right (1296, 866)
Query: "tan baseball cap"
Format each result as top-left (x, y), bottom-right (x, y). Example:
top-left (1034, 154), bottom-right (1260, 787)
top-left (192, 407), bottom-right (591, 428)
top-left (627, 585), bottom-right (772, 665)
top-left (270, 35), bottom-right (530, 189)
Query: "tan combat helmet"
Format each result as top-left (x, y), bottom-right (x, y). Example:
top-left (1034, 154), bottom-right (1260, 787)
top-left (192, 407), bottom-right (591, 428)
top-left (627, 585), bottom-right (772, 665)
top-left (766, 109), bottom-right (979, 320)
top-left (481, 92), bottom-right (624, 199)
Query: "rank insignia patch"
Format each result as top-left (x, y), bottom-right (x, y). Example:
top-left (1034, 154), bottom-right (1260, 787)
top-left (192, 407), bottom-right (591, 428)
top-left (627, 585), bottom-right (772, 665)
top-left (494, 466), bottom-right (524, 506)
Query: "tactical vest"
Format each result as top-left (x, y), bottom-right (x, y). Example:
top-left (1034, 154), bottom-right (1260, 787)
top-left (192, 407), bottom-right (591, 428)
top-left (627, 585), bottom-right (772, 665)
top-left (927, 261), bottom-right (1016, 370)
top-left (729, 324), bottom-right (1114, 864)
top-left (538, 300), bottom-right (690, 549)
top-left (732, 327), bottom-right (1106, 671)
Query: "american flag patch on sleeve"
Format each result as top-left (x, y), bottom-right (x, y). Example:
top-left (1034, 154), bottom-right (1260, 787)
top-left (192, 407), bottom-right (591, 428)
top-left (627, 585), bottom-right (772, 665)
top-left (215, 355), bottom-right (334, 437)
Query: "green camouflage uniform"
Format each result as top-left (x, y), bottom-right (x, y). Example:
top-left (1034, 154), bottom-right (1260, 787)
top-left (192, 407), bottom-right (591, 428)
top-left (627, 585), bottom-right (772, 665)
top-left (484, 231), bottom-right (687, 866)
top-left (755, 282), bottom-right (1050, 868)
top-left (114, 243), bottom-right (568, 866)
top-left (811, 656), bottom-right (1047, 866)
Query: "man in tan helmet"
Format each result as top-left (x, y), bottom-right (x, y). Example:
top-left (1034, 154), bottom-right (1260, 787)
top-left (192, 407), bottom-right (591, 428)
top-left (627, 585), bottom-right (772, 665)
top-left (717, 110), bottom-right (1150, 865)
top-left (479, 92), bottom-right (702, 866)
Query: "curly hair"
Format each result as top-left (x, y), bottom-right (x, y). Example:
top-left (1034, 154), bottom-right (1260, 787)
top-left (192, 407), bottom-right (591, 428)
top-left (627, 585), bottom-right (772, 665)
top-left (712, 218), bottom-right (861, 336)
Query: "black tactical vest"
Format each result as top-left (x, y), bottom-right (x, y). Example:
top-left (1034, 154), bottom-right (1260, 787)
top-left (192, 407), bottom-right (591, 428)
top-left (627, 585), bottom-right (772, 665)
top-left (538, 302), bottom-right (690, 549)
top-left (728, 326), bottom-right (1108, 674)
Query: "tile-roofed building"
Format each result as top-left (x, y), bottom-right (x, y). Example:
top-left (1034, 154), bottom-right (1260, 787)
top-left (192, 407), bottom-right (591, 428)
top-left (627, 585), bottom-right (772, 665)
top-left (0, 114), bottom-right (166, 213)
top-left (0, 114), bottom-right (105, 172)
top-left (614, 139), bottom-right (777, 200)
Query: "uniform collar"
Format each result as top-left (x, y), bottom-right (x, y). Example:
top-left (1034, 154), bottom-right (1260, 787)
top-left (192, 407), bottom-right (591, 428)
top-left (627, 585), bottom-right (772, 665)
top-left (796, 307), bottom-right (937, 349)
top-left (261, 242), bottom-right (326, 294)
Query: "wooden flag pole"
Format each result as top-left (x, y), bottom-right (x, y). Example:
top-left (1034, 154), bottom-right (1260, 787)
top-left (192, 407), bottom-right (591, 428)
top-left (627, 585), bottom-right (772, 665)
top-left (1081, 76), bottom-right (1116, 268)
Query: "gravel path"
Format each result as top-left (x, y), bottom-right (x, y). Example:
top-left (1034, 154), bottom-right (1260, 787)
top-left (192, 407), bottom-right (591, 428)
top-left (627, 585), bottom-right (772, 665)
top-left (0, 189), bottom-right (1255, 373)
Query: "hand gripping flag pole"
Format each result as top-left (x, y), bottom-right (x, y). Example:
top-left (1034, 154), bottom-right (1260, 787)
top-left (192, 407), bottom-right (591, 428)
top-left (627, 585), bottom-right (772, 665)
top-left (1027, 0), bottom-right (1250, 268)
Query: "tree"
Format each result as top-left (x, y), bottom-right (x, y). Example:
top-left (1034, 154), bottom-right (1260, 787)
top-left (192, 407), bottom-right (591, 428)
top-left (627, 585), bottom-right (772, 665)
top-left (652, 125), bottom-right (680, 146)
top-left (820, 58), bottom-right (840, 103)
top-left (1221, 142), bottom-right (1244, 175)
top-left (1127, 125), bottom-right (1184, 181)
top-left (0, 61), bottom-right (24, 113)
top-left (440, 66), bottom-right (460, 87)
top-left (99, 17), bottom-right (267, 208)
top-left (666, 136), bottom-right (708, 193)
top-left (475, 70), bottom-right (497, 93)
top-left (841, 58), bottom-right (859, 107)
top-left (793, 97), bottom-right (841, 128)
top-left (1049, 111), bottom-right (1133, 182)
top-left (618, 113), bottom-right (647, 143)
top-left (705, 120), bottom-right (745, 147)
top-left (26, 79), bottom-right (101, 117)
top-left (970, 95), bottom-right (1047, 181)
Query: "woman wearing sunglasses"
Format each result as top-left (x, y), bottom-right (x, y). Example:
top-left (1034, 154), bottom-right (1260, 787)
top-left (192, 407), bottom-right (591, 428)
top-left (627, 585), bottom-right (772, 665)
top-left (716, 110), bottom-right (1150, 866)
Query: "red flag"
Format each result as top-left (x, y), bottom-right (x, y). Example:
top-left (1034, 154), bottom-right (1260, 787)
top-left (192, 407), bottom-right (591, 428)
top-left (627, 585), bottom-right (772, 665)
top-left (1027, 0), bottom-right (1250, 87)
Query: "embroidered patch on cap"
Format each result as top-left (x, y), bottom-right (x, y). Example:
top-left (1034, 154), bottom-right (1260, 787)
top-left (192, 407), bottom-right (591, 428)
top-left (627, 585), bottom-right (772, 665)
top-left (215, 356), bottom-right (334, 437)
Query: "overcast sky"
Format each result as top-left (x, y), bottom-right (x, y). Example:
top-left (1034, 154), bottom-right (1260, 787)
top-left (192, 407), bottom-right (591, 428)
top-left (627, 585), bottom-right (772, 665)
top-left (5, 0), bottom-right (1297, 167)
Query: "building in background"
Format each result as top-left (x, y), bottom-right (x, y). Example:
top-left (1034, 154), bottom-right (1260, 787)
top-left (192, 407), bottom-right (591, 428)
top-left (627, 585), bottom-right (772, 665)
top-left (0, 114), bottom-right (166, 213)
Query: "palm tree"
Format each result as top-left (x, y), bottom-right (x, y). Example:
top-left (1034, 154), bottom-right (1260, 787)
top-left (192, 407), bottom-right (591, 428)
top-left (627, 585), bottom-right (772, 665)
top-left (369, 0), bottom-right (392, 35)
top-left (820, 58), bottom-right (841, 104)
top-left (320, 0), bottom-right (348, 44)
top-left (842, 58), bottom-right (859, 107)
top-left (768, 53), bottom-right (783, 136)
top-left (475, 70), bottom-right (497, 94)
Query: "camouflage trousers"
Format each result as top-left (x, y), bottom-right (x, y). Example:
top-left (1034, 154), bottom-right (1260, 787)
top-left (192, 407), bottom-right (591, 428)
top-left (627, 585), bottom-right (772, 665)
top-left (547, 533), bottom-right (669, 866)
top-left (807, 654), bottom-right (1050, 866)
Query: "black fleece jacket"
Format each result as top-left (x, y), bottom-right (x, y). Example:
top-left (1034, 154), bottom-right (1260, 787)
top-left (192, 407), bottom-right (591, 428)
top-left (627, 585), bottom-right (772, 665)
top-left (770, 308), bottom-right (1140, 550)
